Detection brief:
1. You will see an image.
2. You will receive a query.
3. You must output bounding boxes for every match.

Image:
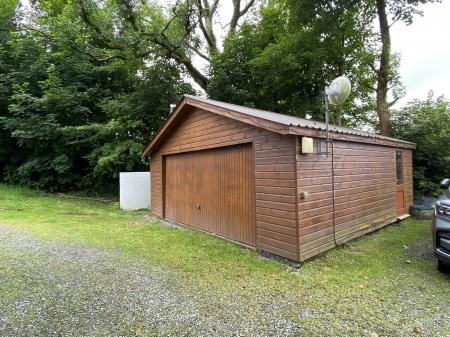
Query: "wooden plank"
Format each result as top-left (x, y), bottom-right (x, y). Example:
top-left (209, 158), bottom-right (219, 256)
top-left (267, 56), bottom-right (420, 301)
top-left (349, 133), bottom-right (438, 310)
top-left (299, 241), bottom-right (336, 261)
top-left (255, 185), bottom-right (295, 196)
top-left (257, 227), bottom-right (298, 245)
top-left (256, 206), bottom-right (296, 220)
top-left (296, 139), bottom-right (401, 262)
top-left (256, 242), bottom-right (298, 261)
top-left (298, 197), bottom-right (334, 212)
top-left (298, 211), bottom-right (334, 228)
top-left (298, 177), bottom-right (333, 187)
top-left (255, 179), bottom-right (296, 188)
top-left (257, 221), bottom-right (297, 236)
top-left (256, 214), bottom-right (297, 228)
top-left (255, 156), bottom-right (294, 165)
top-left (299, 220), bottom-right (334, 237)
top-left (255, 147), bottom-right (295, 158)
top-left (255, 171), bottom-right (295, 180)
top-left (255, 163), bottom-right (296, 172)
top-left (301, 233), bottom-right (336, 253)
top-left (256, 193), bottom-right (295, 204)
top-left (298, 204), bottom-right (334, 219)
top-left (299, 226), bottom-right (335, 245)
top-left (256, 199), bottom-right (296, 212)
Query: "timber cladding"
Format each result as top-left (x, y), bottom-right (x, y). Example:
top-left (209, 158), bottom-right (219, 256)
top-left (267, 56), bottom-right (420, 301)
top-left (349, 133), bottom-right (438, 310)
top-left (296, 140), bottom-right (413, 261)
top-left (145, 95), bottom-right (415, 262)
top-left (150, 107), bottom-right (298, 261)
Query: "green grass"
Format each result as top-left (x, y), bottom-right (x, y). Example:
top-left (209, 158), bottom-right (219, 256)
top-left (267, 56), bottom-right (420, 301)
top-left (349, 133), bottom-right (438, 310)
top-left (0, 184), bottom-right (283, 280)
top-left (1, 183), bottom-right (450, 336)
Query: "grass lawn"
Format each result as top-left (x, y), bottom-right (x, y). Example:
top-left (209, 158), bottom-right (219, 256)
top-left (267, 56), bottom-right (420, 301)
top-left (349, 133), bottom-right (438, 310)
top-left (1, 183), bottom-right (449, 336)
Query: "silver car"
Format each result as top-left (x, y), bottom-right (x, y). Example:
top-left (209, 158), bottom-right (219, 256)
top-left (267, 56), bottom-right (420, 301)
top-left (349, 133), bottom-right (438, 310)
top-left (433, 178), bottom-right (450, 272)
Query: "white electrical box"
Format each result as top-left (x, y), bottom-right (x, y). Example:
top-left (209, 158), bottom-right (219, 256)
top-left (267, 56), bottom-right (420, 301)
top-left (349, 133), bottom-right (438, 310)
top-left (301, 137), bottom-right (314, 154)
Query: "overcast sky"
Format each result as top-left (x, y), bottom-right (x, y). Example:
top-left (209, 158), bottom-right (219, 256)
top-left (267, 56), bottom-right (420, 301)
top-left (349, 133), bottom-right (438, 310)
top-left (391, 1), bottom-right (450, 106)
top-left (206, 1), bottom-right (449, 107)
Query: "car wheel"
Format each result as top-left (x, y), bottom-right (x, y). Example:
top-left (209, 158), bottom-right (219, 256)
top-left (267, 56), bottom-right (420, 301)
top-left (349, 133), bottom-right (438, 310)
top-left (437, 260), bottom-right (449, 273)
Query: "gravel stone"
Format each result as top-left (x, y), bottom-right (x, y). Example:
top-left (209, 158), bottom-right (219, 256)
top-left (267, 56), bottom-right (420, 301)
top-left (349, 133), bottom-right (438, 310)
top-left (0, 224), bottom-right (298, 337)
top-left (1, 223), bottom-right (450, 337)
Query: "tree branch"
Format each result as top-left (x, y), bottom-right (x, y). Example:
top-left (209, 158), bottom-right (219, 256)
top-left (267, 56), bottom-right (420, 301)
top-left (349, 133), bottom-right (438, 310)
top-left (368, 62), bottom-right (379, 75)
top-left (229, 0), bottom-right (241, 33)
top-left (140, 31), bottom-right (209, 89)
top-left (388, 96), bottom-right (402, 107)
top-left (161, 12), bottom-right (179, 36)
top-left (196, 0), bottom-right (218, 52)
top-left (24, 24), bottom-right (125, 64)
top-left (239, 0), bottom-right (257, 17)
top-left (22, 24), bottom-right (53, 40)
top-left (76, 0), bottom-right (209, 89)
top-left (82, 50), bottom-right (127, 63)
top-left (229, 0), bottom-right (257, 34)
top-left (210, 0), bottom-right (220, 14)
top-left (187, 45), bottom-right (211, 62)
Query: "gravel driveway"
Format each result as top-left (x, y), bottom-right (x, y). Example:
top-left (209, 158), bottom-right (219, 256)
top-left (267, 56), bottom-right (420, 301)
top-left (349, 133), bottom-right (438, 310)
top-left (0, 224), bottom-right (295, 337)
top-left (1, 223), bottom-right (450, 337)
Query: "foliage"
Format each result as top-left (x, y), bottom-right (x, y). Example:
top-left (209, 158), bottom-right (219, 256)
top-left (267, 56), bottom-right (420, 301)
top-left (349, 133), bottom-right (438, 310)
top-left (208, 0), bottom-right (377, 125)
top-left (391, 93), bottom-right (450, 196)
top-left (67, 0), bottom-right (259, 90)
top-left (63, 60), bottom-right (193, 188)
top-left (0, 0), bottom-right (446, 196)
top-left (0, 0), bottom-right (193, 192)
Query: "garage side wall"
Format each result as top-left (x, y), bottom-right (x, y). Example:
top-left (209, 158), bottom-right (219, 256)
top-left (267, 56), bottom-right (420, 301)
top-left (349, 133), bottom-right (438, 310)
top-left (150, 108), bottom-right (298, 261)
top-left (297, 139), bottom-right (411, 261)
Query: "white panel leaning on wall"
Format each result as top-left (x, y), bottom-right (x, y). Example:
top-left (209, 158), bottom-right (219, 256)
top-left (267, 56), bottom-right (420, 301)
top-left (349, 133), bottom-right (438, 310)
top-left (119, 172), bottom-right (151, 210)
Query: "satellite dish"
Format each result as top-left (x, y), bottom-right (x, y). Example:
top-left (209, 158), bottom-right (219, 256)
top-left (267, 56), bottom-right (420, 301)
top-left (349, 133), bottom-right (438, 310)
top-left (323, 75), bottom-right (351, 157)
top-left (326, 76), bottom-right (351, 106)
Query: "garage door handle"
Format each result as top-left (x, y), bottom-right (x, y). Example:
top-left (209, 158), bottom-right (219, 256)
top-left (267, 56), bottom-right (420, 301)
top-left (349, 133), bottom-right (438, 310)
top-left (197, 204), bottom-right (201, 210)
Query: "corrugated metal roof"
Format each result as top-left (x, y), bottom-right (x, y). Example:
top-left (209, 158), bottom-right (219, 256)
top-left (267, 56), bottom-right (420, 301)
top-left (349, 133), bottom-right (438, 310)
top-left (185, 95), bottom-right (414, 146)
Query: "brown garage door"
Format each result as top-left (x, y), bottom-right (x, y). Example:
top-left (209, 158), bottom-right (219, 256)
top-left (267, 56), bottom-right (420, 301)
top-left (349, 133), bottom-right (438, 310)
top-left (164, 144), bottom-right (255, 246)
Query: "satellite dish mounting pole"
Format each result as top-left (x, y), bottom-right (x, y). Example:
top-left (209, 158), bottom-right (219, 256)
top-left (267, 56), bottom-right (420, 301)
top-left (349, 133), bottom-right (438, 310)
top-left (322, 75), bottom-right (351, 250)
top-left (324, 88), bottom-right (330, 157)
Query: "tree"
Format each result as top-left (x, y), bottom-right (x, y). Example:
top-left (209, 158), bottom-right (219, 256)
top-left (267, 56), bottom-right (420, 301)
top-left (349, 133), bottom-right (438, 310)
top-left (72, 0), bottom-right (259, 91)
top-left (209, 0), bottom-right (377, 125)
top-left (63, 60), bottom-right (194, 189)
top-left (0, 0), bottom-right (51, 183)
top-left (391, 93), bottom-right (450, 196)
top-left (372, 0), bottom-right (440, 136)
top-left (0, 0), bottom-right (194, 192)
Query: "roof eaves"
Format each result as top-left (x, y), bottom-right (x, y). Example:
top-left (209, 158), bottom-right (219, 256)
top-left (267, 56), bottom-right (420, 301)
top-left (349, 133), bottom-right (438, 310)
top-left (287, 124), bottom-right (416, 149)
top-left (144, 95), bottom-right (416, 155)
top-left (143, 96), bottom-right (189, 156)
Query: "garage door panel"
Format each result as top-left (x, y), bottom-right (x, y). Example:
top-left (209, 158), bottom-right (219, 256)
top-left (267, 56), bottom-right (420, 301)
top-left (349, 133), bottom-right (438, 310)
top-left (164, 144), bottom-right (255, 246)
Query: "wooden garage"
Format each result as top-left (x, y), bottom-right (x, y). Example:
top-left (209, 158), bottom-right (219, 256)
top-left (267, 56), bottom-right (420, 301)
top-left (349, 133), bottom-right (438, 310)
top-left (143, 95), bottom-right (415, 262)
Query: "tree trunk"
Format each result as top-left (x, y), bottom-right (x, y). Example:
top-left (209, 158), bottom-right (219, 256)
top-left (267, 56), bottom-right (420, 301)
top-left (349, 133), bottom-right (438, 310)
top-left (376, 0), bottom-right (392, 136)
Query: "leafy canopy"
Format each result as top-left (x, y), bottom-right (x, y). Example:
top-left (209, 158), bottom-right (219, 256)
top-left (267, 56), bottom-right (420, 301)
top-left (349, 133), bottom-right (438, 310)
top-left (391, 93), bottom-right (450, 196)
top-left (208, 0), bottom-right (377, 126)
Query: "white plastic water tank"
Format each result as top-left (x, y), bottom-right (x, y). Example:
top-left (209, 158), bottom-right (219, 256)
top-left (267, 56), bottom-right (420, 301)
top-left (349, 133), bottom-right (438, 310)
top-left (119, 172), bottom-right (151, 210)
